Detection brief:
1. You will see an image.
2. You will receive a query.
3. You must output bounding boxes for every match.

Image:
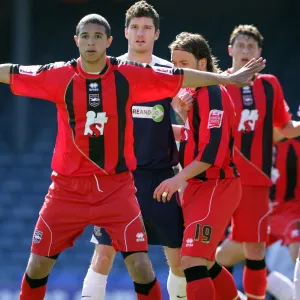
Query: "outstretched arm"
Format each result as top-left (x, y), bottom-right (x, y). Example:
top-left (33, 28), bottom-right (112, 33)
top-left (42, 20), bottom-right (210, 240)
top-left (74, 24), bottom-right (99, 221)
top-left (0, 64), bottom-right (12, 84)
top-left (182, 57), bottom-right (266, 88)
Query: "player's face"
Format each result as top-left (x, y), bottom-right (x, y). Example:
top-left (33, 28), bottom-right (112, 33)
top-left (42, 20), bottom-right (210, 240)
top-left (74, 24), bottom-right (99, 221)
top-left (171, 50), bottom-right (206, 71)
top-left (125, 17), bottom-right (159, 53)
top-left (74, 23), bottom-right (113, 64)
top-left (229, 34), bottom-right (262, 70)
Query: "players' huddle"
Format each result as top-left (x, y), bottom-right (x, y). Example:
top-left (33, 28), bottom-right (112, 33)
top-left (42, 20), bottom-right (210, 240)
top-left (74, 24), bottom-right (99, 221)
top-left (1, 1), bottom-right (300, 300)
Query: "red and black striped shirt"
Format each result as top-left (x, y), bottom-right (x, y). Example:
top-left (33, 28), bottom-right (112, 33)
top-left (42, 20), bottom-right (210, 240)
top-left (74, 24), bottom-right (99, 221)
top-left (225, 73), bottom-right (291, 186)
top-left (270, 137), bottom-right (300, 204)
top-left (10, 57), bottom-right (183, 176)
top-left (179, 85), bottom-right (239, 180)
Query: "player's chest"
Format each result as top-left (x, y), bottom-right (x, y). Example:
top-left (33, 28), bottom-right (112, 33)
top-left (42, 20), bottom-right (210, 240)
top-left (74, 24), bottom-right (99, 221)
top-left (228, 86), bottom-right (273, 133)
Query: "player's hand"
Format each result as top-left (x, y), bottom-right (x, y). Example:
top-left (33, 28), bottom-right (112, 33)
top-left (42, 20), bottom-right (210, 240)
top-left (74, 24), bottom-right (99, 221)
top-left (178, 92), bottom-right (194, 112)
top-left (153, 176), bottom-right (186, 202)
top-left (228, 57), bottom-right (266, 87)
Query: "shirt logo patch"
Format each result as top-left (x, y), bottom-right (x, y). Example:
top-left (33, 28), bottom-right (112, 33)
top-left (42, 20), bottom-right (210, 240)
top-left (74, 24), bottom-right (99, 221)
top-left (19, 65), bottom-right (40, 76)
top-left (132, 104), bottom-right (164, 122)
top-left (33, 229), bottom-right (43, 244)
top-left (238, 109), bottom-right (259, 132)
top-left (89, 94), bottom-right (100, 107)
top-left (207, 110), bottom-right (224, 129)
top-left (153, 66), bottom-right (173, 75)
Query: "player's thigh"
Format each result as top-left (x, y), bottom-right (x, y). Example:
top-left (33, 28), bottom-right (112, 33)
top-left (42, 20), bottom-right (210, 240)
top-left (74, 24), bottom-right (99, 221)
top-left (135, 169), bottom-right (184, 248)
top-left (32, 180), bottom-right (89, 257)
top-left (92, 172), bottom-right (148, 253)
top-left (231, 185), bottom-right (271, 243)
top-left (216, 238), bottom-right (245, 266)
top-left (181, 178), bottom-right (241, 260)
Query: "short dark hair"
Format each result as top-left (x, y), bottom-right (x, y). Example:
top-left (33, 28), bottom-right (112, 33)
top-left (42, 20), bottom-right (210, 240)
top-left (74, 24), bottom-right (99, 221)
top-left (76, 14), bottom-right (111, 38)
top-left (125, 1), bottom-right (160, 32)
top-left (229, 24), bottom-right (264, 48)
top-left (169, 32), bottom-right (221, 73)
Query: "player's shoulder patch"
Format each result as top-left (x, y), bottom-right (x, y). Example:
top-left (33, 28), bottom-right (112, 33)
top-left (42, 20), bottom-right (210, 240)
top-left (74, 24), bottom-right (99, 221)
top-left (208, 109), bottom-right (224, 129)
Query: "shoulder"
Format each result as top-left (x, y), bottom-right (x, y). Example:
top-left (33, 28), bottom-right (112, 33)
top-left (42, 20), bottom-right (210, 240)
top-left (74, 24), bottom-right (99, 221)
top-left (152, 55), bottom-right (173, 68)
top-left (256, 73), bottom-right (280, 85)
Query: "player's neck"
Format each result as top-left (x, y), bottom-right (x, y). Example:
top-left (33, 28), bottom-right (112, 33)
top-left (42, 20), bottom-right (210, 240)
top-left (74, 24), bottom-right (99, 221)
top-left (127, 49), bottom-right (153, 64)
top-left (230, 61), bottom-right (242, 74)
top-left (80, 56), bottom-right (107, 73)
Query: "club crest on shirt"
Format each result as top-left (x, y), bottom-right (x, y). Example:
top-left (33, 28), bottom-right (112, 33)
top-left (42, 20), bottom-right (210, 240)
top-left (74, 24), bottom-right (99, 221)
top-left (89, 94), bottom-right (100, 107)
top-left (242, 87), bottom-right (253, 106)
top-left (207, 109), bottom-right (224, 129)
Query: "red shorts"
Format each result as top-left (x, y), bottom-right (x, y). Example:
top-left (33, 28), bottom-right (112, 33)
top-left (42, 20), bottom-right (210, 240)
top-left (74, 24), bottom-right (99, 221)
top-left (268, 200), bottom-right (300, 246)
top-left (230, 185), bottom-right (271, 243)
top-left (31, 171), bottom-right (148, 256)
top-left (181, 178), bottom-right (241, 260)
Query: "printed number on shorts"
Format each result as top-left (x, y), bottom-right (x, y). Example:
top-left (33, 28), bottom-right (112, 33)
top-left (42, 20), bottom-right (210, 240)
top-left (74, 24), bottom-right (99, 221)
top-left (194, 224), bottom-right (212, 244)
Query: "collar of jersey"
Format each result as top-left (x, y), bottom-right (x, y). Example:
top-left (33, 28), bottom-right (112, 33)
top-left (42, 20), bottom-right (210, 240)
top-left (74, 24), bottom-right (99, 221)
top-left (77, 57), bottom-right (110, 79)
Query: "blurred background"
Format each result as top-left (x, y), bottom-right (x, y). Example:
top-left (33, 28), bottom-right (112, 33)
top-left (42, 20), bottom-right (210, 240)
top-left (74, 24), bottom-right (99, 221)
top-left (0, 0), bottom-right (299, 299)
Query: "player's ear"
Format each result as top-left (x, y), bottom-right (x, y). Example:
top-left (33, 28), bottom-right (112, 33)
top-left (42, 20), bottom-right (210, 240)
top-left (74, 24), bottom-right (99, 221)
top-left (125, 27), bottom-right (129, 40)
top-left (228, 45), bottom-right (233, 57)
top-left (154, 29), bottom-right (160, 41)
top-left (106, 36), bottom-right (113, 48)
top-left (74, 35), bottom-right (79, 47)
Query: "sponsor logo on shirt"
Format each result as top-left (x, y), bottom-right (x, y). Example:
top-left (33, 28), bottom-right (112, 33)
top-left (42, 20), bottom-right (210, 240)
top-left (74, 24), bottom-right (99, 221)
top-left (207, 109), bottom-right (224, 129)
top-left (238, 109), bottom-right (259, 132)
top-left (33, 229), bottom-right (43, 244)
top-left (89, 83), bottom-right (99, 92)
top-left (132, 104), bottom-right (164, 122)
top-left (84, 111), bottom-right (108, 137)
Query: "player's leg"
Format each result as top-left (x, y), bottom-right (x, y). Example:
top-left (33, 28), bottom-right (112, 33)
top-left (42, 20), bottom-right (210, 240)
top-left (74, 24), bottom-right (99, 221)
top-left (181, 178), bottom-right (241, 300)
top-left (82, 228), bottom-right (116, 300)
top-left (164, 247), bottom-right (187, 300)
top-left (134, 168), bottom-right (186, 299)
top-left (21, 174), bottom-right (90, 300)
top-left (216, 238), bottom-right (245, 267)
top-left (227, 186), bottom-right (270, 300)
top-left (92, 172), bottom-right (162, 299)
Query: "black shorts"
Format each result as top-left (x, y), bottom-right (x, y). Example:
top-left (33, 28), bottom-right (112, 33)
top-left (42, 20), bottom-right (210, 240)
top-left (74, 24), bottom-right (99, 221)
top-left (91, 168), bottom-right (184, 248)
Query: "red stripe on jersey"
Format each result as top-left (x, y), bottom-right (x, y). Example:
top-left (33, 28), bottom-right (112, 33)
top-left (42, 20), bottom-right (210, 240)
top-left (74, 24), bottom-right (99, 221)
top-left (102, 75), bottom-right (119, 172)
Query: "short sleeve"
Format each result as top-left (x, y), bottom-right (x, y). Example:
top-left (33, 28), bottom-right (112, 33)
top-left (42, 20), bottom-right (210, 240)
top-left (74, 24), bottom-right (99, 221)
top-left (271, 76), bottom-right (291, 128)
top-left (10, 62), bottom-right (72, 103)
top-left (117, 61), bottom-right (184, 103)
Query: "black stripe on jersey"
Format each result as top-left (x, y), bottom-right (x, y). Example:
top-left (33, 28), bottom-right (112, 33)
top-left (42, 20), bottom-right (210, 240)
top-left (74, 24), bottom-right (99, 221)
top-left (86, 80), bottom-right (105, 169)
top-left (200, 86), bottom-right (223, 163)
top-left (285, 143), bottom-right (297, 201)
top-left (240, 87), bottom-right (256, 160)
top-left (114, 71), bottom-right (130, 173)
top-left (65, 80), bottom-right (76, 137)
top-left (219, 169), bottom-right (226, 179)
top-left (229, 133), bottom-right (239, 177)
top-left (261, 79), bottom-right (274, 176)
top-left (179, 140), bottom-right (187, 168)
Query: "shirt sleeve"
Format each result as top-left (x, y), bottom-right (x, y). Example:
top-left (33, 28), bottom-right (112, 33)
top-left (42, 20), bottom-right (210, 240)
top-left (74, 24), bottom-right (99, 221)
top-left (271, 75), bottom-right (291, 127)
top-left (10, 62), bottom-right (71, 103)
top-left (117, 61), bottom-right (184, 103)
top-left (195, 86), bottom-right (230, 168)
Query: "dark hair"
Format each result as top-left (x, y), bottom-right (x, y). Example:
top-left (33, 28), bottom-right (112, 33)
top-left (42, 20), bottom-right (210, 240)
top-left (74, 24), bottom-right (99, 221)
top-left (229, 24), bottom-right (264, 48)
top-left (76, 14), bottom-right (111, 38)
top-left (169, 32), bottom-right (221, 73)
top-left (125, 1), bottom-right (159, 32)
